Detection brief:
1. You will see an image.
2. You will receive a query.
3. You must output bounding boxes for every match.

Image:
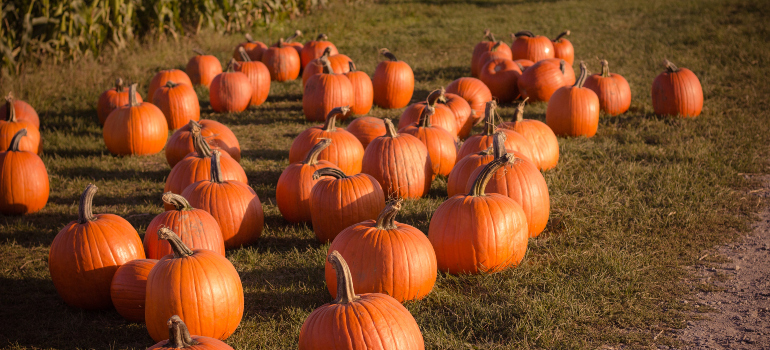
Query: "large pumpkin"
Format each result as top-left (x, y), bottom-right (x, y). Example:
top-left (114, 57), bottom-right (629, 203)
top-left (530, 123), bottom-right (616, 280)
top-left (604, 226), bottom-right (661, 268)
top-left (511, 31), bottom-right (555, 63)
top-left (0, 129), bottom-right (49, 214)
top-left (441, 92), bottom-right (473, 140)
top-left (49, 184), bottom-right (145, 309)
top-left (145, 228), bottom-right (244, 341)
top-left (551, 30), bottom-right (574, 65)
top-left (186, 49), bottom-right (223, 87)
top-left (446, 147), bottom-right (493, 197)
top-left (517, 58), bottom-right (570, 103)
top-left (276, 138), bottom-right (340, 223)
top-left (289, 106), bottom-right (364, 176)
top-left (262, 38), bottom-right (301, 82)
top-left (446, 77), bottom-right (492, 134)
top-left (397, 88), bottom-right (459, 138)
top-left (233, 33), bottom-right (267, 62)
top-left (0, 96), bottom-right (40, 154)
top-left (148, 315), bottom-right (235, 350)
top-left (103, 84), bottom-right (168, 156)
top-left (479, 58), bottom-right (523, 104)
top-left (0, 92), bottom-right (39, 128)
top-left (399, 106), bottom-right (458, 177)
top-left (165, 119), bottom-right (241, 168)
top-left (301, 34), bottom-right (339, 70)
top-left (148, 70), bottom-right (193, 103)
top-left (209, 60), bottom-right (253, 113)
top-left (345, 62), bottom-right (374, 116)
top-left (471, 29), bottom-right (512, 78)
top-left (97, 78), bottom-right (143, 126)
top-left (372, 49), bottom-right (414, 109)
top-left (583, 59), bottom-right (632, 116)
top-left (346, 116), bottom-right (386, 149)
top-left (546, 62), bottom-right (600, 137)
top-left (651, 59), bottom-right (703, 118)
top-left (298, 251), bottom-right (425, 350)
top-left (456, 101), bottom-right (536, 164)
top-left (303, 57), bottom-right (354, 122)
top-left (499, 99), bottom-right (560, 170)
top-left (234, 47), bottom-right (271, 107)
top-left (325, 200), bottom-right (437, 302)
top-left (110, 258), bottom-right (158, 323)
top-left (153, 80), bottom-right (201, 130)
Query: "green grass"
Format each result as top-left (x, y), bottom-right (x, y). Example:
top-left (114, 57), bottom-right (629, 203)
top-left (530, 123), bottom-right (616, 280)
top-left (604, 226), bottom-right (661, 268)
top-left (1, 0), bottom-right (769, 348)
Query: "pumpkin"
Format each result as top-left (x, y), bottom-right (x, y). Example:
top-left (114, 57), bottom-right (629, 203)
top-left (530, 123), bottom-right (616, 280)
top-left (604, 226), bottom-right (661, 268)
top-left (476, 41), bottom-right (514, 77)
top-left (517, 58), bottom-right (569, 102)
top-left (148, 315), bottom-right (235, 350)
top-left (346, 116), bottom-right (385, 149)
top-left (651, 59), bottom-right (703, 118)
top-left (153, 80), bottom-right (201, 130)
top-left (145, 192), bottom-right (226, 258)
top-left (446, 147), bottom-right (493, 197)
top-left (234, 47), bottom-right (271, 107)
top-left (298, 251), bottom-right (425, 350)
top-left (186, 49), bottom-right (223, 87)
top-left (148, 70), bottom-right (193, 104)
top-left (471, 29), bottom-right (512, 78)
top-left (276, 138), bottom-right (340, 223)
top-left (479, 58), bottom-right (523, 104)
top-left (429, 154), bottom-right (529, 274)
top-left (145, 228), bottom-right (244, 341)
top-left (362, 119), bottom-right (432, 199)
top-left (49, 184), bottom-right (145, 309)
top-left (166, 120), bottom-right (240, 168)
top-left (546, 62), bottom-right (600, 137)
top-left (103, 84), bottom-right (168, 156)
top-left (233, 33), bottom-right (267, 62)
top-left (301, 34), bottom-right (339, 69)
top-left (499, 98), bottom-right (560, 170)
top-left (289, 106), bottom-right (364, 176)
top-left (372, 49), bottom-right (414, 109)
top-left (209, 60), bottom-right (253, 113)
top-left (325, 199), bottom-right (437, 302)
top-left (583, 59), bottom-right (632, 116)
top-left (0, 96), bottom-right (40, 154)
top-left (97, 78), bottom-right (144, 126)
top-left (465, 133), bottom-right (550, 238)
top-left (182, 151), bottom-right (263, 249)
top-left (551, 30), bottom-right (574, 65)
top-left (262, 38), bottom-right (301, 82)
top-left (0, 129), bottom-right (49, 214)
top-left (441, 92), bottom-right (473, 140)
top-left (446, 77), bottom-right (492, 132)
top-left (0, 92), bottom-right (39, 128)
top-left (110, 259), bottom-right (158, 323)
top-left (399, 106), bottom-right (457, 177)
top-left (345, 62), bottom-right (374, 116)
top-left (511, 31), bottom-right (555, 63)
top-left (310, 167), bottom-right (385, 243)
top-left (302, 57), bottom-right (354, 122)
top-left (397, 88), bottom-right (459, 138)
top-left (301, 47), bottom-right (331, 87)
top-left (456, 101), bottom-right (536, 163)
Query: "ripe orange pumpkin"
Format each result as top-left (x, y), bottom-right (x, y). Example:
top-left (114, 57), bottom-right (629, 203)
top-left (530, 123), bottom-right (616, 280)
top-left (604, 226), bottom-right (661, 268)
top-left (310, 167), bottom-right (385, 243)
top-left (499, 99), bottom-right (560, 170)
top-left (0, 96), bottom-right (40, 154)
top-left (345, 62), bottom-right (374, 116)
top-left (276, 138), bottom-right (340, 223)
top-left (511, 31), bottom-right (555, 63)
top-left (0, 129), bottom-right (49, 214)
top-left (551, 30), bottom-right (574, 65)
top-left (399, 106), bottom-right (458, 177)
top-left (479, 58), bottom-right (523, 104)
top-left (652, 59), bottom-right (703, 118)
top-left (97, 78), bottom-right (143, 126)
top-left (110, 258), bottom-right (158, 323)
top-left (546, 62), bottom-right (600, 137)
top-left (476, 41), bottom-right (514, 76)
top-left (148, 315), bottom-right (235, 350)
top-left (0, 92), bottom-right (39, 128)
top-left (471, 30), bottom-right (512, 78)
top-left (148, 70), bottom-right (193, 103)
top-left (346, 116), bottom-right (385, 149)
top-left (446, 77), bottom-right (492, 132)
top-left (233, 33), bottom-right (267, 62)
top-left (262, 38), bottom-right (301, 82)
top-left (186, 49), bottom-right (223, 87)
top-left (234, 47), bottom-right (271, 107)
top-left (518, 58), bottom-right (570, 103)
top-left (209, 60), bottom-right (253, 113)
top-left (182, 151), bottom-right (263, 249)
top-left (372, 49), bottom-right (414, 109)
top-left (456, 101), bottom-right (536, 163)
top-left (301, 47), bottom-right (353, 87)
top-left (301, 34), bottom-right (339, 69)
top-left (299, 251), bottom-right (425, 350)
top-left (103, 84), bottom-right (168, 156)
top-left (446, 147), bottom-right (494, 197)
top-left (583, 59), bottom-right (632, 116)
top-left (325, 199), bottom-right (437, 302)
top-left (153, 81), bottom-right (201, 130)
top-left (145, 228), bottom-right (244, 341)
top-left (303, 57), bottom-right (354, 122)
top-left (289, 106), bottom-right (364, 176)
top-left (145, 192), bottom-right (225, 259)
top-left (49, 184), bottom-right (145, 309)
top-left (397, 88), bottom-right (459, 138)
top-left (441, 92), bottom-right (473, 140)
top-left (165, 120), bottom-right (241, 168)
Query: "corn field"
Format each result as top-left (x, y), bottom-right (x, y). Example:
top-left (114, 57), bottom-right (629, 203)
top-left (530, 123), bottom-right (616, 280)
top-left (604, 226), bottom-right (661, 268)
top-left (0, 0), bottom-right (325, 75)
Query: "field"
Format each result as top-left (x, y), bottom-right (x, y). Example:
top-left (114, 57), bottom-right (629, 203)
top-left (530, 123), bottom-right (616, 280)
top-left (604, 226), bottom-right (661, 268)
top-left (1, 0), bottom-right (769, 348)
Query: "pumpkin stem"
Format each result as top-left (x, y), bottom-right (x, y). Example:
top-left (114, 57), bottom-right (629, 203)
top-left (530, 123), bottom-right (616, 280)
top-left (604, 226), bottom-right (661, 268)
top-left (77, 183), bottom-right (98, 224)
top-left (157, 227), bottom-right (195, 258)
top-left (276, 38), bottom-right (285, 48)
top-left (553, 30), bottom-right (570, 42)
top-left (379, 48), bottom-right (398, 62)
top-left (7, 128), bottom-right (26, 152)
top-left (418, 106), bottom-right (434, 128)
top-left (316, 33), bottom-right (328, 41)
top-left (164, 315), bottom-right (200, 348)
top-left (312, 167), bottom-right (348, 180)
top-left (348, 61), bottom-right (357, 72)
top-left (210, 150), bottom-right (225, 184)
top-left (162, 192), bottom-right (194, 211)
top-left (514, 30), bottom-right (535, 38)
top-left (329, 251), bottom-right (360, 304)
top-left (286, 30), bottom-right (302, 43)
top-left (244, 33), bottom-right (256, 43)
top-left (238, 46), bottom-right (252, 62)
top-left (468, 153), bottom-right (514, 197)
top-left (559, 60), bottom-right (567, 75)
top-left (492, 131), bottom-right (507, 159)
top-left (321, 106), bottom-right (350, 132)
top-left (383, 118), bottom-right (398, 138)
top-left (573, 61), bottom-right (588, 88)
top-left (426, 88), bottom-right (446, 107)
top-left (600, 59), bottom-right (610, 77)
top-left (491, 41), bottom-right (501, 52)
top-left (128, 83), bottom-right (140, 107)
top-left (192, 48), bottom-right (206, 56)
top-left (514, 98), bottom-right (528, 122)
top-left (483, 29), bottom-right (495, 42)
top-left (482, 100), bottom-right (499, 135)
top-left (226, 58), bottom-right (238, 72)
top-left (164, 80), bottom-right (179, 89)
top-left (191, 125), bottom-right (213, 158)
top-left (4, 93), bottom-right (16, 122)
top-left (114, 78), bottom-right (124, 92)
top-left (320, 56), bottom-right (335, 74)
top-left (187, 119), bottom-right (202, 130)
top-left (663, 59), bottom-right (680, 73)
top-left (303, 138), bottom-right (332, 165)
top-left (515, 61), bottom-right (525, 72)
top-left (375, 199), bottom-right (404, 230)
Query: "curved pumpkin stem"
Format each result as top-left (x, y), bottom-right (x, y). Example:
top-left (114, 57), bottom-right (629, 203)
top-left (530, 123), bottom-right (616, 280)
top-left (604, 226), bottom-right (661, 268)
top-left (322, 106), bottom-right (350, 132)
top-left (383, 118), bottom-right (399, 138)
top-left (163, 315), bottom-right (200, 348)
top-left (514, 30), bottom-right (535, 38)
top-left (4, 93), bottom-right (16, 122)
top-left (303, 138), bottom-right (332, 165)
top-left (315, 33), bottom-right (328, 41)
top-left (490, 41), bottom-right (502, 52)
top-left (192, 48), bottom-right (206, 56)
top-left (418, 106), bottom-right (434, 128)
top-left (426, 88), bottom-right (446, 107)
top-left (210, 150), bottom-right (224, 184)
top-left (483, 29), bottom-right (495, 42)
top-left (468, 153), bottom-right (514, 197)
top-left (574, 61), bottom-right (588, 88)
top-left (164, 80), bottom-right (180, 89)
top-left (128, 83), bottom-right (140, 107)
top-left (320, 56), bottom-right (335, 74)
top-left (663, 59), bottom-right (680, 73)
top-left (514, 98), bottom-right (529, 122)
top-left (276, 38), bottom-right (285, 48)
top-left (379, 48), bottom-right (398, 62)
top-left (492, 131), bottom-right (507, 159)
top-left (312, 167), bottom-right (347, 180)
top-left (482, 100), bottom-right (499, 135)
top-left (244, 33), bottom-right (256, 43)
top-left (286, 30), bottom-right (302, 43)
top-left (238, 46), bottom-right (252, 62)
top-left (162, 192), bottom-right (194, 211)
top-left (157, 227), bottom-right (194, 258)
top-left (7, 128), bottom-right (26, 151)
top-left (552, 30), bottom-right (570, 42)
top-left (600, 60), bottom-right (611, 78)
top-left (114, 78), bottom-right (125, 92)
top-left (78, 183), bottom-right (98, 224)
top-left (191, 124), bottom-right (213, 158)
top-left (348, 61), bottom-right (357, 72)
top-left (329, 251), bottom-right (360, 304)
top-left (226, 58), bottom-right (238, 72)
top-left (375, 199), bottom-right (404, 230)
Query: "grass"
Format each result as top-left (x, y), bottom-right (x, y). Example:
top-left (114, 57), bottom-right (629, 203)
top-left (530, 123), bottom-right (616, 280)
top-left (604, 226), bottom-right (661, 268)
top-left (1, 0), bottom-right (769, 348)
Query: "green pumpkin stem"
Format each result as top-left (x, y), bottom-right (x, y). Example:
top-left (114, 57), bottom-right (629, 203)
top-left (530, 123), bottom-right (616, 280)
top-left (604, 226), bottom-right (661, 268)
top-left (492, 131), bottom-right (507, 159)
top-left (312, 167), bottom-right (348, 180)
top-left (157, 227), bottom-right (194, 258)
top-left (380, 48), bottom-right (398, 62)
top-left (77, 183), bottom-right (98, 224)
top-left (210, 150), bottom-right (224, 183)
top-left (320, 56), bottom-right (335, 74)
top-left (426, 88), bottom-right (446, 107)
top-left (375, 199), bottom-right (404, 230)
top-left (573, 61), bottom-right (588, 88)
top-left (322, 106), bottom-right (350, 132)
top-left (286, 30), bottom-right (302, 43)
top-left (600, 60), bottom-right (610, 78)
top-left (514, 98), bottom-right (529, 122)
top-left (5, 93), bottom-right (16, 122)
top-left (482, 100), bottom-right (499, 135)
top-left (128, 83), bottom-right (140, 107)
top-left (418, 106), bottom-right (434, 128)
top-left (514, 30), bottom-right (535, 38)
top-left (191, 123), bottom-right (213, 158)
top-left (663, 59), bottom-right (680, 73)
top-left (238, 46), bottom-right (251, 62)
top-left (192, 49), bottom-right (206, 56)
top-left (383, 118), bottom-right (398, 137)
top-left (468, 153), bottom-right (515, 197)
top-left (164, 316), bottom-right (200, 348)
top-left (162, 192), bottom-right (194, 211)
top-left (329, 251), bottom-right (360, 304)
top-left (316, 33), bottom-right (328, 41)
top-left (304, 138), bottom-right (332, 165)
top-left (553, 30), bottom-right (570, 42)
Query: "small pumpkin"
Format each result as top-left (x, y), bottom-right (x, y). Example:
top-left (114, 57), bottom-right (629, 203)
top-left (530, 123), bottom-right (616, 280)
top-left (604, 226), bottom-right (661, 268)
top-left (276, 138), bottom-right (340, 223)
top-left (103, 84), bottom-right (168, 156)
top-left (511, 31), bottom-right (555, 63)
top-left (456, 101), bottom-right (536, 164)
top-left (517, 58), bottom-right (569, 103)
top-left (186, 49), bottom-right (223, 87)
top-left (148, 315), bottom-right (235, 350)
top-left (471, 30), bottom-right (512, 78)
top-left (234, 47), bottom-right (271, 107)
top-left (397, 88), bottom-right (459, 138)
top-left (302, 57), bottom-right (354, 122)
top-left (0, 95), bottom-right (40, 154)
top-left (551, 30), bottom-right (574, 65)
top-left (96, 78), bottom-right (143, 126)
top-left (165, 119), bottom-right (241, 168)
top-left (0, 92), bottom-right (39, 128)
top-left (145, 192), bottom-right (226, 259)
top-left (479, 58), bottom-right (523, 104)
top-left (476, 41), bottom-right (514, 77)
top-left (153, 81), bottom-right (201, 130)
top-left (498, 98), bottom-right (560, 170)
top-left (345, 62), bottom-right (374, 116)
top-left (583, 59), bottom-right (632, 116)
top-left (0, 129), bottom-right (49, 214)
top-left (372, 49), bottom-right (414, 109)
top-left (209, 59), bottom-right (253, 113)
top-left (399, 106), bottom-right (458, 178)
top-left (233, 33), bottom-right (267, 62)
top-left (441, 92), bottom-right (473, 140)
top-left (346, 116), bottom-right (386, 149)
top-left (446, 77), bottom-right (492, 132)
top-left (546, 62), bottom-right (600, 137)
top-left (262, 38), bottom-right (301, 82)
top-left (110, 259), bottom-right (158, 323)
top-left (651, 59), bottom-right (703, 118)
top-left (301, 33), bottom-right (339, 70)
top-left (446, 147), bottom-right (493, 197)
top-left (148, 70), bottom-right (193, 104)
top-left (301, 47), bottom-right (353, 87)
top-left (289, 106), bottom-right (364, 176)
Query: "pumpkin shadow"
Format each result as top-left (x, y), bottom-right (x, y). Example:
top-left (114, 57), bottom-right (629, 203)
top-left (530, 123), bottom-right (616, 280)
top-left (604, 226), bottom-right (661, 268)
top-left (265, 93), bottom-right (303, 103)
top-left (206, 105), bottom-right (304, 126)
top-left (241, 264), bottom-right (329, 315)
top-left (242, 148), bottom-right (289, 162)
top-left (39, 109), bottom-right (103, 135)
top-left (53, 166), bottom-right (169, 182)
top-left (412, 65), bottom-right (469, 84)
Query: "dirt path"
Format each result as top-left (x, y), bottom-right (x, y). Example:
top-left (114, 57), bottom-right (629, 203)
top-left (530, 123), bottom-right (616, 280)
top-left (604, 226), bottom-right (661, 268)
top-left (676, 175), bottom-right (770, 349)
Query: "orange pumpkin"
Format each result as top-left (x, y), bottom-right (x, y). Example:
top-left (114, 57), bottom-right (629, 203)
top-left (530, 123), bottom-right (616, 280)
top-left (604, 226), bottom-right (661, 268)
top-left (234, 47), bottom-right (271, 107)
top-left (148, 316), bottom-right (235, 350)
top-left (399, 106), bottom-right (458, 177)
top-left (546, 62), bottom-right (600, 137)
top-left (511, 31), bottom-right (555, 63)
top-left (96, 78), bottom-right (143, 126)
top-left (479, 58), bottom-right (523, 104)
top-left (471, 29), bottom-right (512, 78)
top-left (499, 99), bottom-right (560, 170)
top-left (165, 120), bottom-right (241, 168)
top-left (0, 92), bottom-right (39, 128)
top-left (233, 33), bottom-right (267, 62)
top-left (49, 184), bottom-right (145, 309)
top-left (551, 30), bottom-right (574, 65)
top-left (110, 259), bottom-right (158, 323)
top-left (446, 77), bottom-right (492, 132)
top-left (446, 147), bottom-right (493, 197)
top-left (103, 84), bottom-right (168, 156)
top-left (0, 96), bottom-right (40, 154)
top-left (145, 192), bottom-right (225, 259)
top-left (441, 92), bottom-right (473, 140)
top-left (148, 70), bottom-right (193, 103)
top-left (302, 57), bottom-right (354, 122)
top-left (186, 49), bottom-right (223, 87)
top-left (583, 59), bottom-right (632, 116)
top-left (456, 101), bottom-right (536, 164)
top-left (209, 60), bottom-right (253, 113)
top-left (651, 59), bottom-right (703, 118)
top-left (301, 34), bottom-right (339, 70)
top-left (276, 138), bottom-right (340, 223)
top-left (289, 106), bottom-right (364, 176)
top-left (262, 38), bottom-right (301, 82)
top-left (345, 62), bottom-right (374, 116)
top-left (372, 49), bottom-right (414, 109)
top-left (517, 58), bottom-right (570, 103)
top-left (0, 129), bottom-right (49, 214)
top-left (153, 81), bottom-right (201, 130)
top-left (145, 228), bottom-right (243, 341)
top-left (476, 41), bottom-right (514, 77)
top-left (397, 88), bottom-right (459, 138)
top-left (346, 116), bottom-right (385, 149)
top-left (301, 47), bottom-right (353, 87)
